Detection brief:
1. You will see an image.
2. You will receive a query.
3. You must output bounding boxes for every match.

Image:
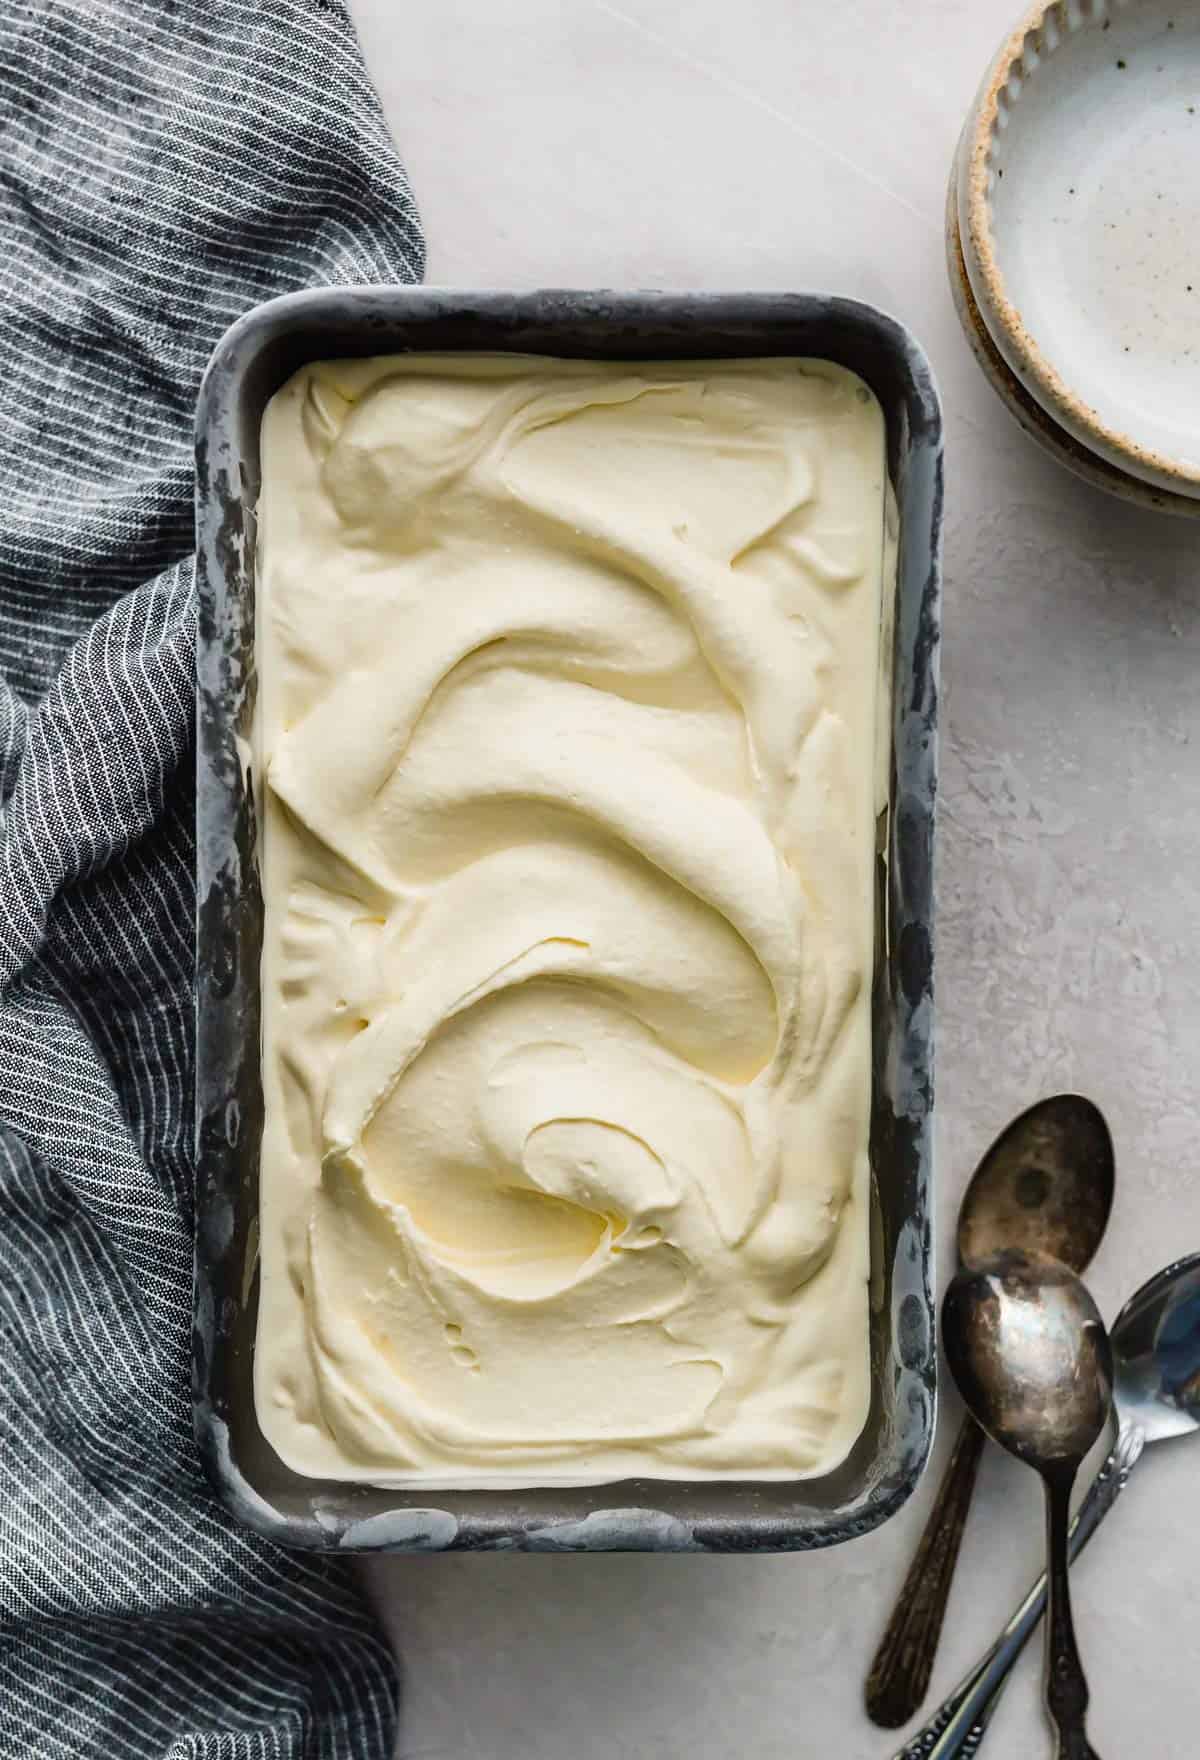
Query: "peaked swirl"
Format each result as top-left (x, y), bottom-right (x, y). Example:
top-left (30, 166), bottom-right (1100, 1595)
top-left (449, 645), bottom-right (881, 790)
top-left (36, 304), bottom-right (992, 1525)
top-left (254, 353), bottom-right (891, 1485)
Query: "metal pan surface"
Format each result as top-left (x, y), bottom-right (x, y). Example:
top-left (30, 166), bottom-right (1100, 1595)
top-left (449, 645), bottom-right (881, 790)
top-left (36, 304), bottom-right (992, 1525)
top-left (194, 288), bottom-right (941, 1552)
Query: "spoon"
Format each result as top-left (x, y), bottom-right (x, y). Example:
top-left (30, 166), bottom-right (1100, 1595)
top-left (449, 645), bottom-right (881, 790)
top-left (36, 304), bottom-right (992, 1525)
top-left (943, 1250), bottom-right (1113, 1760)
top-left (895, 1253), bottom-right (1200, 1759)
top-left (866, 1097), bottom-right (1114, 1727)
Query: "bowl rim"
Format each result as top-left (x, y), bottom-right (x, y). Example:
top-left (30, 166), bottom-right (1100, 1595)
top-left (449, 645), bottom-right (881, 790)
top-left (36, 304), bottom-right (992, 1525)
top-left (959, 0), bottom-right (1200, 496)
top-left (945, 157), bottom-right (1200, 517)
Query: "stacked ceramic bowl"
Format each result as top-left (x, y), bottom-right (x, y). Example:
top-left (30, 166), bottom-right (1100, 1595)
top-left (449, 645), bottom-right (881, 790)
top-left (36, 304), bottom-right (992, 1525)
top-left (949, 0), bottom-right (1200, 514)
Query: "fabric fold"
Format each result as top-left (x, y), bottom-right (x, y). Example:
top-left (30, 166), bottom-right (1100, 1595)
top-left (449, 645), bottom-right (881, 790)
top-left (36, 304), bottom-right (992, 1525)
top-left (0, 2), bottom-right (423, 1755)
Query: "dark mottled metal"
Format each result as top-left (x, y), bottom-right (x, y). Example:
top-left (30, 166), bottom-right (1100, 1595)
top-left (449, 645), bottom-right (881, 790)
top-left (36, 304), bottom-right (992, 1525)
top-left (944, 1252), bottom-right (1112, 1469)
top-left (193, 287), bottom-right (943, 1553)
top-left (943, 1251), bottom-right (1112, 1759)
top-left (866, 1095), bottom-right (1113, 1727)
top-left (957, 1097), bottom-right (1114, 1276)
top-left (899, 1253), bottom-right (1200, 1759)
top-left (866, 1415), bottom-right (986, 1727)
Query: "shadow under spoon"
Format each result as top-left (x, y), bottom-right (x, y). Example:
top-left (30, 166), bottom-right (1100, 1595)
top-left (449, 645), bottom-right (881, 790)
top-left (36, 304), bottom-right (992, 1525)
top-left (865, 1096), bottom-right (1114, 1728)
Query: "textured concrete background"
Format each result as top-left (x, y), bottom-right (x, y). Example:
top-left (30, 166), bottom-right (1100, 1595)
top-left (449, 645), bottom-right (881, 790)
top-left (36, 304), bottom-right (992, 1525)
top-left (348, 2), bottom-right (1200, 1753)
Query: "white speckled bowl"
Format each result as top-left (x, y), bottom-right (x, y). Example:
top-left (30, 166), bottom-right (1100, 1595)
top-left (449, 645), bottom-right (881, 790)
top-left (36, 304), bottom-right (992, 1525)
top-left (956, 0), bottom-right (1200, 501)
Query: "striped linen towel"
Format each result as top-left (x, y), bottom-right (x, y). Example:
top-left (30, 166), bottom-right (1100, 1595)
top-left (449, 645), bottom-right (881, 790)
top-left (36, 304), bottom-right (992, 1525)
top-left (0, 2), bottom-right (423, 1755)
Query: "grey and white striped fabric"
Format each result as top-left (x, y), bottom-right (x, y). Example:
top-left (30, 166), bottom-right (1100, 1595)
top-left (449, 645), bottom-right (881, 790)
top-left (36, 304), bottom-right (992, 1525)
top-left (0, 3), bottom-right (423, 1755)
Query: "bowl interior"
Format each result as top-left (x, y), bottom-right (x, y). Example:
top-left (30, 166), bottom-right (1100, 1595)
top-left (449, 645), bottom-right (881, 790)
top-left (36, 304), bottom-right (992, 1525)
top-left (987, 0), bottom-right (1200, 487)
top-left (946, 169), bottom-right (1200, 517)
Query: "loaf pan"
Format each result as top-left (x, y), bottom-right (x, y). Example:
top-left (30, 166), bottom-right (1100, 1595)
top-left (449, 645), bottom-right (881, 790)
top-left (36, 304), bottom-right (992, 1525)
top-left (194, 288), bottom-right (941, 1553)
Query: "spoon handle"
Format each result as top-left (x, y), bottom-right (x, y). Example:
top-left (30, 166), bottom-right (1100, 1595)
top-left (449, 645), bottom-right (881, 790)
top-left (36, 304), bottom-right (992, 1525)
top-left (865, 1414), bottom-right (986, 1725)
top-left (891, 1424), bottom-right (1143, 1760)
top-left (1042, 1465), bottom-right (1099, 1758)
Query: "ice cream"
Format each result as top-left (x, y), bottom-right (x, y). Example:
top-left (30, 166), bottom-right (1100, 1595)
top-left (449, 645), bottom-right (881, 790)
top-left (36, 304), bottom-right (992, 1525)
top-left (253, 352), bottom-right (891, 1486)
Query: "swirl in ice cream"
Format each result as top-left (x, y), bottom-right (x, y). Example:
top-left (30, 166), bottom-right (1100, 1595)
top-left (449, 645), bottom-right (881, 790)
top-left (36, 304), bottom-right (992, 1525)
top-left (254, 352), bottom-right (891, 1485)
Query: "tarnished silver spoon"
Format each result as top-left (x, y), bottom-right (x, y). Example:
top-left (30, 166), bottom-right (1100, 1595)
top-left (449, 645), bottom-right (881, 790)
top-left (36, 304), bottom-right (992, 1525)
top-left (866, 1097), bottom-right (1114, 1728)
top-left (943, 1251), bottom-right (1112, 1760)
top-left (896, 1253), bottom-right (1200, 1759)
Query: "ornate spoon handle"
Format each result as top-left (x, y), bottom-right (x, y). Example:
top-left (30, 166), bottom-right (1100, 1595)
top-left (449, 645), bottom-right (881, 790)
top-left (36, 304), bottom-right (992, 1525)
top-left (1041, 1465), bottom-right (1097, 1759)
top-left (892, 1424), bottom-right (1144, 1760)
top-left (866, 1415), bottom-right (986, 1726)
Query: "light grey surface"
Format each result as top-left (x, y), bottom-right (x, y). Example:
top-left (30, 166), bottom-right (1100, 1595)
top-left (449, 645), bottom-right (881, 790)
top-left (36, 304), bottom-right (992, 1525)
top-left (348, 1), bottom-right (1200, 1753)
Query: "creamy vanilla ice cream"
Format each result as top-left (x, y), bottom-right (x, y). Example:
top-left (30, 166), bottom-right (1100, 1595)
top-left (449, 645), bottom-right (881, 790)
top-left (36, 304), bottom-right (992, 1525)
top-left (254, 352), bottom-right (892, 1486)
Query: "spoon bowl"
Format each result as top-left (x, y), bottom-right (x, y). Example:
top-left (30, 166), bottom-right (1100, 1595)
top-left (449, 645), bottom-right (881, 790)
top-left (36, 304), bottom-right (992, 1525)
top-left (944, 1248), bottom-right (1114, 1467)
top-left (1112, 1254), bottom-right (1200, 1445)
top-left (957, 1095), bottom-right (1114, 1274)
